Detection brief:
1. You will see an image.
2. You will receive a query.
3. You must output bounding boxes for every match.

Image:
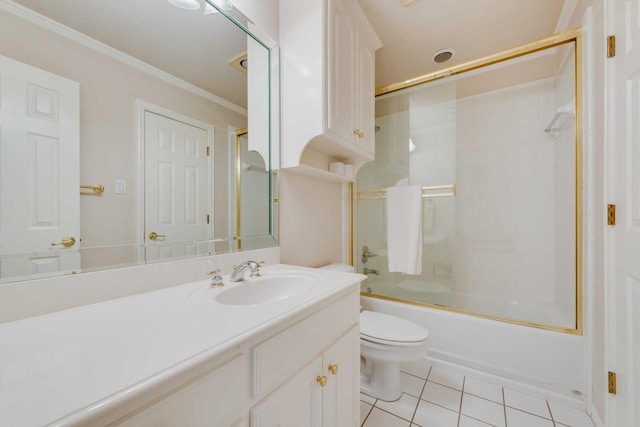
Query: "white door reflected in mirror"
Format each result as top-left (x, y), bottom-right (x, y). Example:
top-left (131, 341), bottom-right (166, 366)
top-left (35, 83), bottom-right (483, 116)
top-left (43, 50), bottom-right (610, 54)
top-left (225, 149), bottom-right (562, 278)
top-left (0, 55), bottom-right (81, 282)
top-left (143, 109), bottom-right (213, 262)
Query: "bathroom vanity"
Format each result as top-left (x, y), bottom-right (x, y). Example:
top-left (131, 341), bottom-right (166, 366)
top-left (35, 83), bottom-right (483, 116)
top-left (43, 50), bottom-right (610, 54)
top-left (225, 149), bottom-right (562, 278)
top-left (0, 264), bottom-right (364, 426)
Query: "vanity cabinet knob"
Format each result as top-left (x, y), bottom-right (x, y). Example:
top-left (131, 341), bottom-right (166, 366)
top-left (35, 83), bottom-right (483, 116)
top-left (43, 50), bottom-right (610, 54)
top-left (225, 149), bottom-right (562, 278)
top-left (328, 364), bottom-right (338, 375)
top-left (353, 128), bottom-right (360, 136)
top-left (317, 375), bottom-right (327, 387)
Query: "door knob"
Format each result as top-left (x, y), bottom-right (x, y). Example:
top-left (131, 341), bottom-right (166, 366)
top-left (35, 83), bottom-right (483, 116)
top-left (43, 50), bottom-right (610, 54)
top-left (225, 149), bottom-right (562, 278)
top-left (51, 236), bottom-right (76, 248)
top-left (316, 375), bottom-right (327, 387)
top-left (328, 364), bottom-right (339, 375)
top-left (148, 231), bottom-right (166, 240)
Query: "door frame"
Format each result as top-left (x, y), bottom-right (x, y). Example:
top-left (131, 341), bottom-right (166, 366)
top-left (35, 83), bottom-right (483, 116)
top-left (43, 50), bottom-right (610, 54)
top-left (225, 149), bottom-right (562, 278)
top-left (135, 100), bottom-right (215, 246)
top-left (604, 0), bottom-right (639, 423)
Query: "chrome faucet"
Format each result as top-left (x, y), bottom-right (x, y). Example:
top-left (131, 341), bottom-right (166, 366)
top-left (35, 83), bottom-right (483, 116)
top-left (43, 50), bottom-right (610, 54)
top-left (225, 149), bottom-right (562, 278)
top-left (361, 245), bottom-right (378, 263)
top-left (363, 268), bottom-right (380, 276)
top-left (230, 260), bottom-right (261, 282)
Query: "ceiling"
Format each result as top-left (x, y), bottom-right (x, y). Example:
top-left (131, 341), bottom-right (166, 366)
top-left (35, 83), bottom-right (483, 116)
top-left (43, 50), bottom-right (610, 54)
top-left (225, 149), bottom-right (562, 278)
top-left (356, 0), bottom-right (566, 90)
top-left (11, 0), bottom-right (251, 108)
top-left (10, 0), bottom-right (567, 106)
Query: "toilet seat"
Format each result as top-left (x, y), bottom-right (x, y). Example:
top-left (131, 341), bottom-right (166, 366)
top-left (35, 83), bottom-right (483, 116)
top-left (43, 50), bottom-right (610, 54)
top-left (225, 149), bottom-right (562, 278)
top-left (360, 311), bottom-right (429, 346)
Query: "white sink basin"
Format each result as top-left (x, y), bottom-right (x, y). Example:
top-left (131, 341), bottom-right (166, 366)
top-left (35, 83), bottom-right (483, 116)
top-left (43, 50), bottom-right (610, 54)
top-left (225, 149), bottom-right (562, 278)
top-left (214, 271), bottom-right (320, 305)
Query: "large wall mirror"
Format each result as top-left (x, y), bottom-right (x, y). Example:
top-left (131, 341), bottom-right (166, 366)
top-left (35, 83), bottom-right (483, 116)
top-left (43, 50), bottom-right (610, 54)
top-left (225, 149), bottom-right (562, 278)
top-left (0, 0), bottom-right (278, 283)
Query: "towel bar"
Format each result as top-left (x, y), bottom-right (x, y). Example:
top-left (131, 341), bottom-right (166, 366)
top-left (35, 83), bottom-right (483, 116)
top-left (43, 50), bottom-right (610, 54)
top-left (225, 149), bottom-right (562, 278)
top-left (355, 184), bottom-right (456, 201)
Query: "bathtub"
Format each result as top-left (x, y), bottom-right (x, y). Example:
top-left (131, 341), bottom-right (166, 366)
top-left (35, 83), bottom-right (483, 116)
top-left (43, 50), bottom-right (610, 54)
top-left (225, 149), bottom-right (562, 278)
top-left (362, 279), bottom-right (575, 329)
top-left (360, 286), bottom-right (586, 400)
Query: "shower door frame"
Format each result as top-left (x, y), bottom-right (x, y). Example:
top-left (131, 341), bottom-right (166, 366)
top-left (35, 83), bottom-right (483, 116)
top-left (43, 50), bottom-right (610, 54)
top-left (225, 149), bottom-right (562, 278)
top-left (354, 28), bottom-right (584, 335)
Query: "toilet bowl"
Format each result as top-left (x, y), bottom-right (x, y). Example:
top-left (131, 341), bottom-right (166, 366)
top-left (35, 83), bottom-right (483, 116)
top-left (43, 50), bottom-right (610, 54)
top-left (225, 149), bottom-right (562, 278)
top-left (316, 264), bottom-right (429, 401)
top-left (360, 311), bottom-right (429, 401)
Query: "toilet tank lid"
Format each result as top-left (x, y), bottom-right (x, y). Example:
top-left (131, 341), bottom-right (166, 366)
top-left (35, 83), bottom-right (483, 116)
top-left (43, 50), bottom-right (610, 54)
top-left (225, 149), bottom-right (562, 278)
top-left (360, 311), bottom-right (429, 343)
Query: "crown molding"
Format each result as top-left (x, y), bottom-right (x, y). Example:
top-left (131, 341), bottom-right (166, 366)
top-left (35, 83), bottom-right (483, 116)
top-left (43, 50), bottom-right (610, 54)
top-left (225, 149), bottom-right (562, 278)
top-left (0, 0), bottom-right (247, 116)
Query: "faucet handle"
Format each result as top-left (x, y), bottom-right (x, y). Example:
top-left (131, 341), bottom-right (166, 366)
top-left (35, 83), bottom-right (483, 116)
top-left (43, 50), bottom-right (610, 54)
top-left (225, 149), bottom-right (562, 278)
top-left (208, 269), bottom-right (224, 288)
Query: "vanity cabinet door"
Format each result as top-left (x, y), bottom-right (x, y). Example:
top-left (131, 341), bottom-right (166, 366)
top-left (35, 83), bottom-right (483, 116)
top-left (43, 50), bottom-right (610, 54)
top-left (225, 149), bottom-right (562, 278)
top-left (251, 326), bottom-right (360, 427)
top-left (322, 326), bottom-right (360, 427)
top-left (114, 354), bottom-right (249, 427)
top-left (250, 356), bottom-right (324, 427)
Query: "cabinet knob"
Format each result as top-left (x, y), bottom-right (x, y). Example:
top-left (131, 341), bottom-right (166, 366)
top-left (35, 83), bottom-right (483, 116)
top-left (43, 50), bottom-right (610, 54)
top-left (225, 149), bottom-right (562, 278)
top-left (358, 131), bottom-right (365, 138)
top-left (328, 364), bottom-right (339, 375)
top-left (353, 128), bottom-right (360, 136)
top-left (316, 375), bottom-right (327, 387)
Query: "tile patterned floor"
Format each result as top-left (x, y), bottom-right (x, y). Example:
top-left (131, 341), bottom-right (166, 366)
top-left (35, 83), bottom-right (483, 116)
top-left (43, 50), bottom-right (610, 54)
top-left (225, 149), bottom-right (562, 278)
top-left (360, 362), bottom-right (595, 427)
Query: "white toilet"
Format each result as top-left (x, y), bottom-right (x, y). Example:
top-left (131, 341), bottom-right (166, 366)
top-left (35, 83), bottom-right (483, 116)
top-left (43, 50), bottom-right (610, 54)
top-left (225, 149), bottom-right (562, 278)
top-left (360, 310), bottom-right (429, 401)
top-left (319, 264), bottom-right (429, 402)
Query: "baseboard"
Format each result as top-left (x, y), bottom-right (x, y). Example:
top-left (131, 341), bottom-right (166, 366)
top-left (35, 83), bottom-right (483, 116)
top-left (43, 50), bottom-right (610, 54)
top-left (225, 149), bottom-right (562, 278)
top-left (424, 353), bottom-right (587, 411)
top-left (588, 406), bottom-right (604, 427)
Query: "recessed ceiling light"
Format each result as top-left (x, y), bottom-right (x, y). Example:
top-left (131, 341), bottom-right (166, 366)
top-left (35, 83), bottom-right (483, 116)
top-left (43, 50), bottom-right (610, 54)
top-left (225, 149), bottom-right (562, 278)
top-left (431, 48), bottom-right (456, 64)
top-left (167, 0), bottom-right (200, 10)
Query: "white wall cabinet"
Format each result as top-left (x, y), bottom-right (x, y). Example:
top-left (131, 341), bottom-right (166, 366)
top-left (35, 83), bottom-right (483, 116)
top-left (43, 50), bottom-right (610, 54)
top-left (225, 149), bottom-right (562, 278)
top-left (280, 0), bottom-right (381, 174)
top-left (113, 291), bottom-right (360, 427)
top-left (327, 0), bottom-right (377, 156)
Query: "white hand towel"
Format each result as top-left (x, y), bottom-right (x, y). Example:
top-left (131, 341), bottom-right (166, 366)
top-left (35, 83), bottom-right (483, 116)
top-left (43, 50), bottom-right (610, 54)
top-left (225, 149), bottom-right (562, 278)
top-left (387, 185), bottom-right (423, 275)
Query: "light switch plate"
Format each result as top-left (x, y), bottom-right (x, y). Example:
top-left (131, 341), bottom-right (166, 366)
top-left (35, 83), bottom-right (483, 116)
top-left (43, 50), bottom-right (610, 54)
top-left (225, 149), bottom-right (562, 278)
top-left (115, 179), bottom-right (126, 194)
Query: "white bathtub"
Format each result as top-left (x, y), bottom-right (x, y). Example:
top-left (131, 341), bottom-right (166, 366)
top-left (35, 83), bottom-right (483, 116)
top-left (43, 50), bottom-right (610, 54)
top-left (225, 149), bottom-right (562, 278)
top-left (360, 290), bottom-right (586, 400)
top-left (362, 279), bottom-right (575, 329)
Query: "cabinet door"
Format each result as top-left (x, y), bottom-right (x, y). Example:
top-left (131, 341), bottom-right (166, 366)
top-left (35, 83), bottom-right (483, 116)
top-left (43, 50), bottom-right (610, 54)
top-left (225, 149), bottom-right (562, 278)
top-left (356, 39), bottom-right (376, 155)
top-left (251, 356), bottom-right (323, 427)
top-left (115, 354), bottom-right (249, 427)
top-left (327, 0), bottom-right (356, 143)
top-left (323, 326), bottom-right (360, 427)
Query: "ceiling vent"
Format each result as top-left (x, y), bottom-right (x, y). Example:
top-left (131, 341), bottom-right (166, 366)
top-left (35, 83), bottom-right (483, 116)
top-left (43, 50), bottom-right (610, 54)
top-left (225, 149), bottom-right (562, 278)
top-left (431, 48), bottom-right (456, 64)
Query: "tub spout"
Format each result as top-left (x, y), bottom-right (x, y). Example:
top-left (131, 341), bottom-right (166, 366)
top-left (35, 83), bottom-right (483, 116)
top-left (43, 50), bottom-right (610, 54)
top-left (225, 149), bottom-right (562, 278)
top-left (363, 268), bottom-right (380, 276)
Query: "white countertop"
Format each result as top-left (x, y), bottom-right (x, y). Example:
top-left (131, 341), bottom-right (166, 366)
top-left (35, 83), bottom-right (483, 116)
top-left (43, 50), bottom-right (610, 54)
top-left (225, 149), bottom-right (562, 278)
top-left (0, 264), bottom-right (363, 426)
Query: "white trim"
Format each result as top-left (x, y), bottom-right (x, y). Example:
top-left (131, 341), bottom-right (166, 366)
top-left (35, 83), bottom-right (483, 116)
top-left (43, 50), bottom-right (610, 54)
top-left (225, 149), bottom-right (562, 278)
top-left (228, 125), bottom-right (238, 242)
top-left (135, 100), bottom-right (216, 246)
top-left (0, 0), bottom-right (247, 117)
top-left (555, 0), bottom-right (580, 33)
top-left (589, 407), bottom-right (606, 427)
top-left (603, 0), bottom-right (615, 423)
top-left (580, 1), bottom-right (611, 423)
top-left (581, 4), bottom-right (596, 421)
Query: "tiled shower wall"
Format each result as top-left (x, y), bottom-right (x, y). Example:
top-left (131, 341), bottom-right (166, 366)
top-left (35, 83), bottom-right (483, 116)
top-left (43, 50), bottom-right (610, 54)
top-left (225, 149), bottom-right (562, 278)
top-left (359, 71), bottom-right (576, 327)
top-left (454, 77), bottom-right (575, 320)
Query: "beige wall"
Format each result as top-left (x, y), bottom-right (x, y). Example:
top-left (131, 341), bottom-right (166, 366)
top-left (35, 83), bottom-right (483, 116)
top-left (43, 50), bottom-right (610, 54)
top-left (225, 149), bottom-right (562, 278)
top-left (0, 10), bottom-right (247, 260)
top-left (279, 170), bottom-right (345, 267)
